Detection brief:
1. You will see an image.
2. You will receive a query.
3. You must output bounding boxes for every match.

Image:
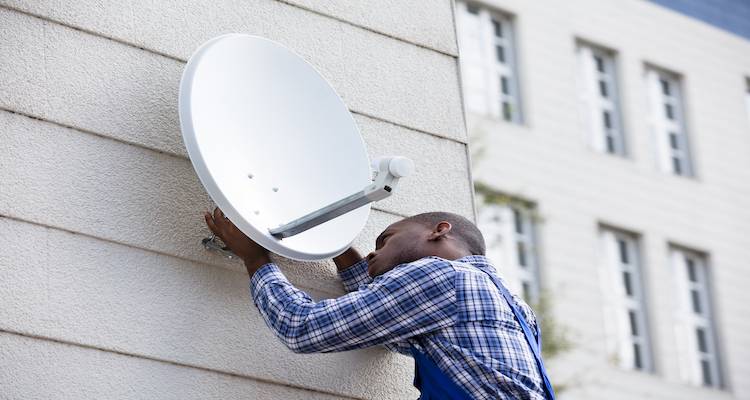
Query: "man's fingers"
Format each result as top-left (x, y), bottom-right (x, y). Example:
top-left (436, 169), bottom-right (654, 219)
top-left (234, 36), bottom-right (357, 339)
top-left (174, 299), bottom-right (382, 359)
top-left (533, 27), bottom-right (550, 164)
top-left (215, 207), bottom-right (233, 230)
top-left (204, 212), bottom-right (221, 236)
top-left (213, 206), bottom-right (239, 232)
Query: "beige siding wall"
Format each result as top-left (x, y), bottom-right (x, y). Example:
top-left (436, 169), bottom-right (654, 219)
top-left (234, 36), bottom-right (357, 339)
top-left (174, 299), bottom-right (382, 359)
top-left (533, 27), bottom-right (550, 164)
top-left (0, 1), bottom-right (472, 399)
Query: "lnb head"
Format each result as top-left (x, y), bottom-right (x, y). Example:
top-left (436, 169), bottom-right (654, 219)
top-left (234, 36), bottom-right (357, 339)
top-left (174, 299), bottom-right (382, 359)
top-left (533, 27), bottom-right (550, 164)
top-left (372, 156), bottom-right (415, 178)
top-left (388, 156), bottom-right (415, 178)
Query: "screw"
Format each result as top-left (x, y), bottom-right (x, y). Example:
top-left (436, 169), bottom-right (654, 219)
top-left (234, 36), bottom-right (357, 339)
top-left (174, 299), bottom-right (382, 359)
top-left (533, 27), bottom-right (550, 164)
top-left (248, 173), bottom-right (254, 179)
top-left (272, 187), bottom-right (279, 192)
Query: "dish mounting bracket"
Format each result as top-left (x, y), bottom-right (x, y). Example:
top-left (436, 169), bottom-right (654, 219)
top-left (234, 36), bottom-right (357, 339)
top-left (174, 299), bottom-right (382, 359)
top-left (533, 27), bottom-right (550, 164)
top-left (269, 156), bottom-right (414, 239)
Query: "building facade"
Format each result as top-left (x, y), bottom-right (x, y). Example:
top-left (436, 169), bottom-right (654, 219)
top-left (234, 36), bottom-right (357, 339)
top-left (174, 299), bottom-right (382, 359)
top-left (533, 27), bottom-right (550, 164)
top-left (458, 0), bottom-right (750, 399)
top-left (0, 1), bottom-right (472, 399)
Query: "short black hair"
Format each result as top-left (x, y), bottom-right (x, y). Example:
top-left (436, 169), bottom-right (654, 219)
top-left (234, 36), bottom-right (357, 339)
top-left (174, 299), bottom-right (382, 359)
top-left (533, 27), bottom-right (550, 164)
top-left (404, 211), bottom-right (486, 256)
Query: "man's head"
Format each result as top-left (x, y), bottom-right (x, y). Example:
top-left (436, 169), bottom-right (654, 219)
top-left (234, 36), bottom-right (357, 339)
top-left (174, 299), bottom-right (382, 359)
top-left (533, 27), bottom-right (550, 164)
top-left (366, 211), bottom-right (486, 277)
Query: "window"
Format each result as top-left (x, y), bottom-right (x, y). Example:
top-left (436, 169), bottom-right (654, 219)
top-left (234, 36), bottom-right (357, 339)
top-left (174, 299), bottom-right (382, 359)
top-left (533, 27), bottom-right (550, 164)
top-left (477, 200), bottom-right (540, 304)
top-left (577, 43), bottom-right (626, 155)
top-left (599, 228), bottom-right (653, 372)
top-left (670, 247), bottom-right (722, 388)
top-left (456, 2), bottom-right (522, 123)
top-left (646, 67), bottom-right (694, 176)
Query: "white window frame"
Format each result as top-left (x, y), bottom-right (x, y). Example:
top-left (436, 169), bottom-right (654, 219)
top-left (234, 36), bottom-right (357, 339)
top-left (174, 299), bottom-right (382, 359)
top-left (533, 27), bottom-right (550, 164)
top-left (670, 247), bottom-right (722, 388)
top-left (646, 67), bottom-right (694, 177)
top-left (577, 42), bottom-right (626, 156)
top-left (456, 2), bottom-right (523, 123)
top-left (599, 228), bottom-right (653, 372)
top-left (477, 200), bottom-right (540, 304)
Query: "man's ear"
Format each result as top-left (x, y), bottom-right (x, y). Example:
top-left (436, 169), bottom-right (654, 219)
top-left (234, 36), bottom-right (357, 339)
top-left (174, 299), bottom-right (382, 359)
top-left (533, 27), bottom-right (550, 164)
top-left (427, 221), bottom-right (452, 241)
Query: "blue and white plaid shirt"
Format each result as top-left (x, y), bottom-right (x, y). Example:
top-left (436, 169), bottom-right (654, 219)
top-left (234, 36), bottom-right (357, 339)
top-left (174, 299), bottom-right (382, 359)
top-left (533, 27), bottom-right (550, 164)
top-left (250, 255), bottom-right (546, 399)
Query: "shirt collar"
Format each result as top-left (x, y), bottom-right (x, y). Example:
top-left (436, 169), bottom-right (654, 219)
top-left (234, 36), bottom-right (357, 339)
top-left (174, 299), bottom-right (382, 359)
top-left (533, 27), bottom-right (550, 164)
top-left (454, 255), bottom-right (494, 270)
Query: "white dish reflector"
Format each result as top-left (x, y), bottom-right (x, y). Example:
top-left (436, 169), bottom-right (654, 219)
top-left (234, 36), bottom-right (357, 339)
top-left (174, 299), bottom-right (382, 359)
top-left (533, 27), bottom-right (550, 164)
top-left (179, 34), bottom-right (373, 261)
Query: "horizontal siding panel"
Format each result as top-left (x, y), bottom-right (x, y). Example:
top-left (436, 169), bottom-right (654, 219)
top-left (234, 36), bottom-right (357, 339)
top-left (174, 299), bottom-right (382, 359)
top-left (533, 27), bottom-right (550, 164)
top-left (284, 0), bottom-right (459, 55)
top-left (0, 332), bottom-right (354, 400)
top-left (0, 4), bottom-right (466, 142)
top-left (3, 0), bottom-right (459, 56)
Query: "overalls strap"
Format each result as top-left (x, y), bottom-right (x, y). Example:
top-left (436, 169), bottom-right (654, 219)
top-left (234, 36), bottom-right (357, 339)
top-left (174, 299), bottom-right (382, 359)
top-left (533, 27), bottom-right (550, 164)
top-left (408, 268), bottom-right (556, 400)
top-left (478, 269), bottom-right (557, 400)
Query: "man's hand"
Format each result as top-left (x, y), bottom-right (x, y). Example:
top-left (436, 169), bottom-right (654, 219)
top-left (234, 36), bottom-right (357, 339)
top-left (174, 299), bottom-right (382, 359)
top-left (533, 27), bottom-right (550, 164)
top-left (333, 247), bottom-right (363, 272)
top-left (204, 207), bottom-right (271, 275)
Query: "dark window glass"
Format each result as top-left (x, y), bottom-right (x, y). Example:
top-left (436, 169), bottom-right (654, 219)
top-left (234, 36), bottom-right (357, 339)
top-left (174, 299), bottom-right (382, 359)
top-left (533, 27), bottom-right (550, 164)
top-left (660, 78), bottom-right (670, 96)
top-left (691, 289), bottom-right (702, 314)
top-left (606, 135), bottom-right (616, 153)
top-left (672, 156), bottom-right (682, 175)
top-left (501, 75), bottom-right (509, 95)
top-left (701, 359), bottom-right (713, 386)
top-left (628, 310), bottom-right (639, 335)
top-left (618, 239), bottom-right (629, 264)
top-left (599, 80), bottom-right (608, 97)
top-left (603, 110), bottom-right (612, 129)
top-left (623, 271), bottom-right (634, 297)
top-left (496, 45), bottom-right (505, 63)
top-left (687, 259), bottom-right (697, 282)
top-left (669, 132), bottom-right (679, 149)
top-left (502, 102), bottom-right (512, 121)
top-left (492, 19), bottom-right (503, 36)
top-left (696, 327), bottom-right (708, 353)
top-left (595, 56), bottom-right (605, 73)
top-left (633, 343), bottom-right (643, 369)
top-left (517, 241), bottom-right (527, 267)
top-left (513, 208), bottom-right (523, 234)
top-left (467, 4), bottom-right (480, 14)
top-left (665, 103), bottom-right (675, 120)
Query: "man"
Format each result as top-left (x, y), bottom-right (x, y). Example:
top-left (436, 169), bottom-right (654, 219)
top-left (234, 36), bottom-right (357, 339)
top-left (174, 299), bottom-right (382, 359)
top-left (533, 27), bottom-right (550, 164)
top-left (204, 208), bottom-right (555, 399)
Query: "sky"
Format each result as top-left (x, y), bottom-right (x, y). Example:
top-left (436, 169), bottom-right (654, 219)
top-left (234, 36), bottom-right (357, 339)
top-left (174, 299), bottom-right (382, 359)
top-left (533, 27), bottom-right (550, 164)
top-left (649, 0), bottom-right (750, 40)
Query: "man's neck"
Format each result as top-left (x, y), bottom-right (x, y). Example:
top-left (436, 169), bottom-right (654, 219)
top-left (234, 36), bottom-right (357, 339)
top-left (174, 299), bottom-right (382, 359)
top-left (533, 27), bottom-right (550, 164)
top-left (430, 248), bottom-right (472, 261)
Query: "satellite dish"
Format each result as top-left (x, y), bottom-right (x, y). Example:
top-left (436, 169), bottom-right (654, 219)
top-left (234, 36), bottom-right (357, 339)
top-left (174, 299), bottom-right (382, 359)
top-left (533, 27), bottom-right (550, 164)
top-left (179, 34), bottom-right (414, 261)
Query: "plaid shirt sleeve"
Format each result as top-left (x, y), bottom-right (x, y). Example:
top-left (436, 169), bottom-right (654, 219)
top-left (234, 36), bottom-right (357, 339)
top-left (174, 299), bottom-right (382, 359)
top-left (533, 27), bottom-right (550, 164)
top-left (250, 259), bottom-right (457, 354)
top-left (336, 258), bottom-right (372, 292)
top-left (337, 258), bottom-right (413, 356)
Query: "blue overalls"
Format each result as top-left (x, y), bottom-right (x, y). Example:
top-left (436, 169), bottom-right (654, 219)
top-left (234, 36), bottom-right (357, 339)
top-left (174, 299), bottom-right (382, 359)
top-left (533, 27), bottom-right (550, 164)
top-left (409, 269), bottom-right (556, 400)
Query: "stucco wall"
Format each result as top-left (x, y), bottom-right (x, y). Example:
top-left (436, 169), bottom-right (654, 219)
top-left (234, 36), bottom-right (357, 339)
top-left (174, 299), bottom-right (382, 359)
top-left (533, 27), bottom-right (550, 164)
top-left (464, 0), bottom-right (750, 399)
top-left (0, 1), bottom-right (473, 399)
